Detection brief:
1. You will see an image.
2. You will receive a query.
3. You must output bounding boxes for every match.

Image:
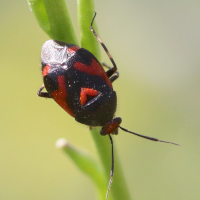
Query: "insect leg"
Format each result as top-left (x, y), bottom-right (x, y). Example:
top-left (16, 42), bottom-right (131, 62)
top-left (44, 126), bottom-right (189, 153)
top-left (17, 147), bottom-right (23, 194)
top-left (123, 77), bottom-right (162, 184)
top-left (37, 84), bottom-right (52, 98)
top-left (102, 62), bottom-right (119, 83)
top-left (90, 13), bottom-right (118, 78)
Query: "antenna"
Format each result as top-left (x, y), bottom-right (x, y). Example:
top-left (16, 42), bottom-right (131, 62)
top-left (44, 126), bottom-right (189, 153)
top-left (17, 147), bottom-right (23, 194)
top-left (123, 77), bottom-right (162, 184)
top-left (119, 126), bottom-right (180, 146)
top-left (106, 135), bottom-right (114, 199)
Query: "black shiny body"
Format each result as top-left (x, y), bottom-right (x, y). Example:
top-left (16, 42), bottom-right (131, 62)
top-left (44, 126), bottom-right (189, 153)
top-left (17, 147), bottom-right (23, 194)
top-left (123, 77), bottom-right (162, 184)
top-left (41, 40), bottom-right (117, 126)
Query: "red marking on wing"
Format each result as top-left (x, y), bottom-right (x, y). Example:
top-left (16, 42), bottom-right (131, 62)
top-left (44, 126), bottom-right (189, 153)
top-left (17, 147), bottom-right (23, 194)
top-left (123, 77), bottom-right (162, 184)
top-left (42, 65), bottom-right (51, 77)
top-left (67, 46), bottom-right (80, 53)
top-left (51, 76), bottom-right (74, 117)
top-left (74, 59), bottom-right (112, 88)
top-left (80, 88), bottom-right (99, 106)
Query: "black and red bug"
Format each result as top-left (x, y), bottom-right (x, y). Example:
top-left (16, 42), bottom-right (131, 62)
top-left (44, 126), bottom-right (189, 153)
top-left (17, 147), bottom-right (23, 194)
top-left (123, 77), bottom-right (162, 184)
top-left (37, 12), bottom-right (179, 199)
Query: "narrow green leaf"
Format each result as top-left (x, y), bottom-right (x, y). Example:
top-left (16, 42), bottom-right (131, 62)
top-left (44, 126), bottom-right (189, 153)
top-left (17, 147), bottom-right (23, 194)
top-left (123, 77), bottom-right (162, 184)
top-left (28, 0), bottom-right (51, 37)
top-left (56, 138), bottom-right (107, 200)
top-left (28, 0), bottom-right (78, 44)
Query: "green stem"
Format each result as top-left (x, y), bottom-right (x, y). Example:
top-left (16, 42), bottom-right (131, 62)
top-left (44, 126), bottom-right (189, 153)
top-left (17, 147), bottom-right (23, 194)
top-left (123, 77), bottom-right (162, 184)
top-left (77, 0), bottom-right (100, 59)
top-left (28, 0), bottom-right (78, 44)
top-left (77, 0), bottom-right (131, 199)
top-left (90, 128), bottom-right (131, 200)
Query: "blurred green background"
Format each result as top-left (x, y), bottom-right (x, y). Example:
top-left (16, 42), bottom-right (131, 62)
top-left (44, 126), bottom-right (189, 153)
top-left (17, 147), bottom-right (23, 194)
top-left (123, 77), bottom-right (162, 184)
top-left (0, 0), bottom-right (200, 199)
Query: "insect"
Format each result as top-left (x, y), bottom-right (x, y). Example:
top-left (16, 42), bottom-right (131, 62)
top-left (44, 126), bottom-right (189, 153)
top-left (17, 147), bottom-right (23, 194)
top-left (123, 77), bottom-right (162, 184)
top-left (38, 12), bottom-right (179, 199)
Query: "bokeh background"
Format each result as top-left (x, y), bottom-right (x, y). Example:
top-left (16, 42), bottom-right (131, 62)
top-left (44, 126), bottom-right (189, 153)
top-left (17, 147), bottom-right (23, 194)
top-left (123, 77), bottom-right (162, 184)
top-left (0, 0), bottom-right (200, 199)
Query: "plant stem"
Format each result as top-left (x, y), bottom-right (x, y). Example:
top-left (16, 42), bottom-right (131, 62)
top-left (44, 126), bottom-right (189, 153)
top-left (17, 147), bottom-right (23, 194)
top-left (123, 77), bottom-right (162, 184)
top-left (77, 0), bottom-right (131, 199)
top-left (28, 0), bottom-right (78, 44)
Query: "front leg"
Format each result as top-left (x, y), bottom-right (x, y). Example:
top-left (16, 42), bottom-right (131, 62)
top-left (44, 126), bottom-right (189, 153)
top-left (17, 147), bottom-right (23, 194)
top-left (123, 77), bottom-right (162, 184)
top-left (102, 62), bottom-right (119, 83)
top-left (37, 84), bottom-right (52, 98)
